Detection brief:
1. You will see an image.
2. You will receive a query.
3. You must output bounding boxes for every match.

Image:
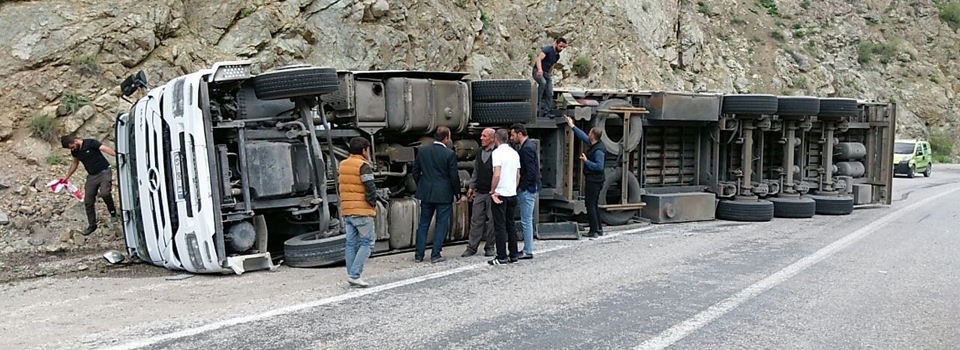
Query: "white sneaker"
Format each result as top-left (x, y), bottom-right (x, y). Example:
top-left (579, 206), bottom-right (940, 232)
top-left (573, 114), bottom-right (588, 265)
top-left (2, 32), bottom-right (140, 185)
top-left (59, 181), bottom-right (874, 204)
top-left (347, 277), bottom-right (370, 288)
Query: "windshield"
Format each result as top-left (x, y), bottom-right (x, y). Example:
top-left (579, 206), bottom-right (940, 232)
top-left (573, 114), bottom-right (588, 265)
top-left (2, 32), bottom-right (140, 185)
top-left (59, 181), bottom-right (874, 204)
top-left (894, 143), bottom-right (915, 155)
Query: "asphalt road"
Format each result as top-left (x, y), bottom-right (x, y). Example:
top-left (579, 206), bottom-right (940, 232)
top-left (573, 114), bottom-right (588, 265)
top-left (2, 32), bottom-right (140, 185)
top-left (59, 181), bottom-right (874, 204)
top-left (3, 165), bottom-right (959, 350)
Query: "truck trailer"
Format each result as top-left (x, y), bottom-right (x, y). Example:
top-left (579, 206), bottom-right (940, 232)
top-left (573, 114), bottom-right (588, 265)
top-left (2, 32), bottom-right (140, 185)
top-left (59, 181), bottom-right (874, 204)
top-left (114, 61), bottom-right (895, 274)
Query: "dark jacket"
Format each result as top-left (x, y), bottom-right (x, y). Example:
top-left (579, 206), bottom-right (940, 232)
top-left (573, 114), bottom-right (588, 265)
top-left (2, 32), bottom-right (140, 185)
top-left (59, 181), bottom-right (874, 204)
top-left (517, 139), bottom-right (541, 193)
top-left (471, 147), bottom-right (494, 194)
top-left (412, 142), bottom-right (460, 203)
top-left (572, 126), bottom-right (605, 183)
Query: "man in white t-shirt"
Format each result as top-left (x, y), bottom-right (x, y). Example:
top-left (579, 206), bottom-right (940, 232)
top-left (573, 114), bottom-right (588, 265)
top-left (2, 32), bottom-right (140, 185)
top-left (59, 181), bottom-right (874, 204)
top-left (488, 129), bottom-right (522, 265)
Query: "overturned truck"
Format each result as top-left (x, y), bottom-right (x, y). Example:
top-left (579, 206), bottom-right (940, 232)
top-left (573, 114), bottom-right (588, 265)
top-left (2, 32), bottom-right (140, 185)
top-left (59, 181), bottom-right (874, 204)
top-left (115, 62), bottom-right (895, 274)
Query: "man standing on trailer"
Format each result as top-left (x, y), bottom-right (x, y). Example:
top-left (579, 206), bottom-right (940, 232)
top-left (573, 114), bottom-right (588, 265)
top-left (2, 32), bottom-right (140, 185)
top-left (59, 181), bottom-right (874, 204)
top-left (488, 129), bottom-right (522, 265)
top-left (533, 37), bottom-right (568, 117)
top-left (60, 135), bottom-right (118, 237)
top-left (463, 128), bottom-right (497, 257)
top-left (339, 137), bottom-right (378, 288)
top-left (412, 126), bottom-right (461, 263)
top-left (565, 117), bottom-right (605, 238)
top-left (511, 124), bottom-right (540, 259)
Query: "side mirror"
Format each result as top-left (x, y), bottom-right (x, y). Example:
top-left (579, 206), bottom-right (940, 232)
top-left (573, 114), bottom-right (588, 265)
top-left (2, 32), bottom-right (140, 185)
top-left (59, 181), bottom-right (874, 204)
top-left (121, 71), bottom-right (149, 97)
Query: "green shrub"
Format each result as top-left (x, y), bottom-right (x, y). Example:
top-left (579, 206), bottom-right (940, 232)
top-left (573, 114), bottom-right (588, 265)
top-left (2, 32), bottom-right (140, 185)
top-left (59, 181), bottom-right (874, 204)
top-left (929, 129), bottom-right (954, 163)
top-left (479, 8), bottom-right (489, 30)
top-left (793, 29), bottom-right (806, 38)
top-left (29, 114), bottom-right (61, 142)
top-left (800, 0), bottom-right (810, 9)
top-left (865, 17), bottom-right (880, 25)
top-left (239, 7), bottom-right (255, 18)
top-left (697, 1), bottom-right (711, 15)
top-left (795, 76), bottom-right (808, 88)
top-left (572, 55), bottom-right (592, 77)
top-left (793, 22), bottom-right (803, 30)
top-left (61, 92), bottom-right (90, 115)
top-left (72, 55), bottom-right (100, 76)
top-left (755, 0), bottom-right (779, 16)
top-left (939, 2), bottom-right (960, 30)
top-left (770, 30), bottom-right (785, 42)
top-left (455, 0), bottom-right (467, 8)
top-left (931, 76), bottom-right (941, 84)
top-left (857, 38), bottom-right (899, 64)
top-left (46, 155), bottom-right (65, 165)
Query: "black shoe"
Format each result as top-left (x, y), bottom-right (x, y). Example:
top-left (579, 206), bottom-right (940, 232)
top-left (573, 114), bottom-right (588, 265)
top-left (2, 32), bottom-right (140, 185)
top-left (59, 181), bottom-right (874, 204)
top-left (483, 247), bottom-right (495, 257)
top-left (582, 232), bottom-right (598, 238)
top-left (461, 250), bottom-right (477, 258)
top-left (488, 258), bottom-right (509, 265)
top-left (517, 252), bottom-right (534, 260)
top-left (597, 231), bottom-right (604, 236)
top-left (82, 226), bottom-right (97, 236)
top-left (509, 256), bottom-right (519, 263)
top-left (431, 256), bottom-right (446, 263)
top-left (414, 257), bottom-right (424, 263)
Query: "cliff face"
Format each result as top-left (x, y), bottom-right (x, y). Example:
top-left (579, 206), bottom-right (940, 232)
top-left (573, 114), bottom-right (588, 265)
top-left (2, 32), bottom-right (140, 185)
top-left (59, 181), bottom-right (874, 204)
top-left (0, 0), bottom-right (957, 252)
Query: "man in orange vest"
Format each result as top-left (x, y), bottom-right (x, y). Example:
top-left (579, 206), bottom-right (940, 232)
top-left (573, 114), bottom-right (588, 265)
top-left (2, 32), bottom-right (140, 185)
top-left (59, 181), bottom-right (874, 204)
top-left (339, 137), bottom-right (379, 288)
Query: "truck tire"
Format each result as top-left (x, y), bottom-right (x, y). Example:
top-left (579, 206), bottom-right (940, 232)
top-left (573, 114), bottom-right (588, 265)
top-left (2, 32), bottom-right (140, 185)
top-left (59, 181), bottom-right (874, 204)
top-left (716, 199), bottom-right (775, 222)
top-left (593, 99), bottom-right (643, 156)
top-left (721, 94), bottom-right (779, 115)
top-left (471, 80), bottom-right (532, 102)
top-left (471, 102), bottom-right (533, 125)
top-left (818, 98), bottom-right (859, 117)
top-left (768, 197), bottom-right (816, 218)
top-left (283, 232), bottom-right (346, 267)
top-left (777, 96), bottom-right (820, 116)
top-left (253, 66), bottom-right (339, 100)
top-left (599, 167), bottom-right (643, 225)
top-left (808, 195), bottom-right (854, 215)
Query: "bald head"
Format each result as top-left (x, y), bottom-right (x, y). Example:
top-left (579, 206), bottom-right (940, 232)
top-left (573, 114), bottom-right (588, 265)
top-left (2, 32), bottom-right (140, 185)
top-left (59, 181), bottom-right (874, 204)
top-left (479, 128), bottom-right (495, 148)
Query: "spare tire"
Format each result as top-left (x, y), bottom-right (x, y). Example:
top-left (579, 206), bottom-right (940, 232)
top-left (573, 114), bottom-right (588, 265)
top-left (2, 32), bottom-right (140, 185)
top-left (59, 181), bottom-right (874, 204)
top-left (283, 232), bottom-right (346, 267)
top-left (471, 80), bottom-right (532, 102)
top-left (818, 98), bottom-right (859, 117)
top-left (593, 99), bottom-right (643, 156)
top-left (777, 96), bottom-right (820, 116)
top-left (253, 66), bottom-right (339, 100)
top-left (768, 197), bottom-right (816, 218)
top-left (716, 199), bottom-right (775, 222)
top-left (599, 167), bottom-right (643, 225)
top-left (722, 94), bottom-right (779, 115)
top-left (472, 102), bottom-right (533, 125)
top-left (808, 195), bottom-right (854, 215)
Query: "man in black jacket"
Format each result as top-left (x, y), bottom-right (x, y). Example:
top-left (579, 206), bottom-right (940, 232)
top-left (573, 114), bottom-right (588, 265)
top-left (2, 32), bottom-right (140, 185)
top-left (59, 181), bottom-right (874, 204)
top-left (412, 126), bottom-right (461, 263)
top-left (511, 124), bottom-right (540, 259)
top-left (565, 117), bottom-right (605, 238)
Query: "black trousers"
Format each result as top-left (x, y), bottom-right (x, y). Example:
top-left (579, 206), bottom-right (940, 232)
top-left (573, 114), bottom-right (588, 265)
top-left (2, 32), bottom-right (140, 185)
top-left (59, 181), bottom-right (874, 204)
top-left (492, 195), bottom-right (519, 260)
top-left (84, 170), bottom-right (117, 229)
top-left (584, 180), bottom-right (603, 234)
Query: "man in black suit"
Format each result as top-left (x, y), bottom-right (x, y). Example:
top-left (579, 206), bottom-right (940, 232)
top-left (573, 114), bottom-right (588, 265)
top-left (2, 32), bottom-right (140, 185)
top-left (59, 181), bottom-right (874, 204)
top-left (412, 126), bottom-right (462, 263)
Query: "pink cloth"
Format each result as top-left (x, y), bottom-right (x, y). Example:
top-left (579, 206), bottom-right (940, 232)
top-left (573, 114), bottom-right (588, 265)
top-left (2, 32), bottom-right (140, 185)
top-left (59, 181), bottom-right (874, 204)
top-left (47, 179), bottom-right (83, 201)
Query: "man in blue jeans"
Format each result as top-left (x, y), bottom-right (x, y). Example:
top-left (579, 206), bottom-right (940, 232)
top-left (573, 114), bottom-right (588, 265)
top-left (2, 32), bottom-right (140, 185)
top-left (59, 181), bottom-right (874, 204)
top-left (412, 127), bottom-right (462, 263)
top-left (339, 137), bottom-right (379, 287)
top-left (532, 37), bottom-right (567, 117)
top-left (511, 124), bottom-right (540, 259)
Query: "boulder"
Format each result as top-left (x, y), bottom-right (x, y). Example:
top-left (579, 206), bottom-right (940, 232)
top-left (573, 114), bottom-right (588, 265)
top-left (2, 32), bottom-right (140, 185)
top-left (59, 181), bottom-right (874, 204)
top-left (0, 210), bottom-right (8, 225)
top-left (13, 138), bottom-right (52, 165)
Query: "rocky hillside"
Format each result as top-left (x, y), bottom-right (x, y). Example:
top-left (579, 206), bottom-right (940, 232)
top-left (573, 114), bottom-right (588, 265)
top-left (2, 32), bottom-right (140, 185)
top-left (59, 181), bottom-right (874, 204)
top-left (0, 0), bottom-right (958, 258)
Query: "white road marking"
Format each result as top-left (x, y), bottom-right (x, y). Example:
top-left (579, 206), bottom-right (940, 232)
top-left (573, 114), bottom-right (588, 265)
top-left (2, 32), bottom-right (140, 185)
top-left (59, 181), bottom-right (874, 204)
top-left (635, 186), bottom-right (960, 350)
top-left (99, 225), bottom-right (655, 350)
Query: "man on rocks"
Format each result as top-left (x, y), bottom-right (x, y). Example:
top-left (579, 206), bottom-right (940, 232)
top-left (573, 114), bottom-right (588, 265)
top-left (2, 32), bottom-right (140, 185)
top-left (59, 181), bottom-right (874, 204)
top-left (60, 135), bottom-right (118, 237)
